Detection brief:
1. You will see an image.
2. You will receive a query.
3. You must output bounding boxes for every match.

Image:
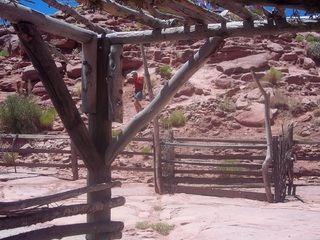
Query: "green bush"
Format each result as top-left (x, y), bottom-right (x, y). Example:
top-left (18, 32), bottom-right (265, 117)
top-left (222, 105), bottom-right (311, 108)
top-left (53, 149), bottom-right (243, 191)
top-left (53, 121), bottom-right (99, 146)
top-left (262, 67), bottom-right (283, 85)
top-left (0, 49), bottom-right (9, 57)
top-left (161, 111), bottom-right (187, 129)
top-left (158, 65), bottom-right (173, 79)
top-left (305, 34), bottom-right (315, 42)
top-left (306, 41), bottom-right (320, 62)
top-left (135, 221), bottom-right (174, 236)
top-left (217, 97), bottom-right (236, 112)
top-left (40, 107), bottom-right (57, 129)
top-left (295, 34), bottom-right (304, 42)
top-left (0, 94), bottom-right (42, 134)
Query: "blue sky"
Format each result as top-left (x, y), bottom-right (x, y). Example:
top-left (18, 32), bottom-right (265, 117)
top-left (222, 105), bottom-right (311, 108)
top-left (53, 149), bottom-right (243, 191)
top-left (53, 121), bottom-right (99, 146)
top-left (22, 0), bottom-right (78, 14)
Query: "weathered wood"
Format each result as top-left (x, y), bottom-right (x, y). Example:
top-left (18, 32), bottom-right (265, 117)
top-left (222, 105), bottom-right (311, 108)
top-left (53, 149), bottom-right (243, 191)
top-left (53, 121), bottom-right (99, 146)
top-left (0, 134), bottom-right (69, 140)
top-left (86, 36), bottom-right (113, 240)
top-left (174, 154), bottom-right (266, 160)
top-left (165, 176), bottom-right (264, 185)
top-left (82, 40), bottom-right (98, 113)
top-left (251, 70), bottom-right (273, 203)
top-left (0, 197), bottom-right (125, 230)
top-left (0, 182), bottom-right (121, 213)
top-left (174, 170), bottom-right (263, 176)
top-left (70, 141), bottom-right (79, 180)
top-left (0, 0), bottom-right (95, 43)
top-left (14, 22), bottom-right (102, 170)
top-left (173, 137), bottom-right (267, 143)
top-left (173, 185), bottom-right (268, 201)
top-left (273, 135), bottom-right (281, 202)
top-left (108, 44), bottom-right (124, 123)
top-left (105, 36), bottom-right (224, 165)
top-left (2, 221), bottom-right (123, 240)
top-left (164, 142), bottom-right (267, 149)
top-left (0, 148), bottom-right (70, 154)
top-left (164, 160), bottom-right (263, 168)
top-left (106, 20), bottom-right (320, 44)
top-left (140, 43), bottom-right (163, 194)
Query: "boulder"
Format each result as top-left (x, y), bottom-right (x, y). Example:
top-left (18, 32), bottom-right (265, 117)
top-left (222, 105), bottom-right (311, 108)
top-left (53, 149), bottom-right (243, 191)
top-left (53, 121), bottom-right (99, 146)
top-left (216, 53), bottom-right (270, 75)
top-left (234, 102), bottom-right (277, 127)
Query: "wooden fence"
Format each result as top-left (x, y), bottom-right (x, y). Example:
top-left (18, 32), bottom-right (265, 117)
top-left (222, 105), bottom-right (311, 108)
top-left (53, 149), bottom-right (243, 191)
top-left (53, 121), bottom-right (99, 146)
top-left (160, 130), bottom-right (320, 202)
top-left (1, 133), bottom-right (319, 203)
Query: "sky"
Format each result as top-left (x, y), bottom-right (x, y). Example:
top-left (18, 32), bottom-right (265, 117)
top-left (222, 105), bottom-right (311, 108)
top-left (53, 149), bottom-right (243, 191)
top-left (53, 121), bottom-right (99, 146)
top-left (21, 1), bottom-right (307, 17)
top-left (22, 0), bottom-right (78, 14)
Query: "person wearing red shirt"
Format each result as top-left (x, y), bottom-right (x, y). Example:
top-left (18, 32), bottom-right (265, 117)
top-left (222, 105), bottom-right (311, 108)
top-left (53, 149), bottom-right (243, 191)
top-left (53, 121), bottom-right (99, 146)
top-left (130, 71), bottom-right (144, 113)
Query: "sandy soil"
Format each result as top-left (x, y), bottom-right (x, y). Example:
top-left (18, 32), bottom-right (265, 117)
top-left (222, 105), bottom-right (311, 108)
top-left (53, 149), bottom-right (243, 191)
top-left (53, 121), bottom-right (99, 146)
top-left (1, 168), bottom-right (320, 240)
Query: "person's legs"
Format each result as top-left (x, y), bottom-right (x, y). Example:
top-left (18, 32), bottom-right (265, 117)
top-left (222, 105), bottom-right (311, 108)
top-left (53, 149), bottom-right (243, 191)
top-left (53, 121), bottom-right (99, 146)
top-left (134, 91), bottom-right (143, 113)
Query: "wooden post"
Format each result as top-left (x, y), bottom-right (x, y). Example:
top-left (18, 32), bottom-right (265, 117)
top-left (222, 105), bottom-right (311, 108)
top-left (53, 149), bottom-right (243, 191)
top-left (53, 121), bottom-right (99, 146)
top-left (70, 141), bottom-right (79, 181)
top-left (273, 135), bottom-right (280, 202)
top-left (86, 36), bottom-right (113, 240)
top-left (140, 43), bottom-right (163, 194)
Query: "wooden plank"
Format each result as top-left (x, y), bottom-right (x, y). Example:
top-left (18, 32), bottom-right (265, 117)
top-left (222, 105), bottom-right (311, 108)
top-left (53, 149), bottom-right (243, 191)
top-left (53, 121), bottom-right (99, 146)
top-left (164, 160), bottom-right (262, 169)
top-left (0, 134), bottom-right (69, 140)
top-left (0, 148), bottom-right (71, 154)
top-left (82, 40), bottom-right (98, 113)
top-left (174, 169), bottom-right (263, 176)
top-left (164, 176), bottom-right (264, 185)
top-left (0, 182), bottom-right (121, 213)
top-left (2, 222), bottom-right (123, 240)
top-left (171, 154), bottom-right (266, 160)
top-left (173, 137), bottom-right (267, 143)
top-left (164, 142), bottom-right (267, 149)
top-left (0, 197), bottom-right (125, 230)
top-left (172, 186), bottom-right (268, 201)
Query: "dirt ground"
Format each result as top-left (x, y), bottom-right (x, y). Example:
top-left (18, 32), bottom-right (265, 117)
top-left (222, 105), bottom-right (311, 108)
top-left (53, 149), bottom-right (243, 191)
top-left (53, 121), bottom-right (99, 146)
top-left (0, 167), bottom-right (320, 240)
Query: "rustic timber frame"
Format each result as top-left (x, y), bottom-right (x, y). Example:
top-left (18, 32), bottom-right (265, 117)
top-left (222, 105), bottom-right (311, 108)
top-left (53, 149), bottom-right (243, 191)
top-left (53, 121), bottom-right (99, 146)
top-left (0, 0), bottom-right (320, 239)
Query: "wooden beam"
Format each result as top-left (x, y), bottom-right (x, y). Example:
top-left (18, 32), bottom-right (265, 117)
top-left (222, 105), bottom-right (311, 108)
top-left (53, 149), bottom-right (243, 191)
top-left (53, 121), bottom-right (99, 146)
top-left (0, 197), bottom-right (125, 230)
top-left (104, 36), bottom-right (224, 165)
top-left (14, 22), bottom-right (102, 170)
top-left (107, 19), bottom-right (320, 44)
top-left (0, 182), bottom-right (121, 213)
top-left (0, 0), bottom-right (95, 43)
top-left (2, 221), bottom-right (124, 240)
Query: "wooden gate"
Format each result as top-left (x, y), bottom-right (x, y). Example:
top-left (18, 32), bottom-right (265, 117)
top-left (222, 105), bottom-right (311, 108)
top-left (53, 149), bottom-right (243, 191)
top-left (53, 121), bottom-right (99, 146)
top-left (161, 131), bottom-right (272, 201)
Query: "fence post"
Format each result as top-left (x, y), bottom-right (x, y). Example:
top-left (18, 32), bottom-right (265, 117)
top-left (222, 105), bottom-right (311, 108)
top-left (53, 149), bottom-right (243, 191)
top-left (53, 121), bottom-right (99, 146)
top-left (71, 140), bottom-right (79, 180)
top-left (162, 130), bottom-right (175, 192)
top-left (272, 135), bottom-right (280, 202)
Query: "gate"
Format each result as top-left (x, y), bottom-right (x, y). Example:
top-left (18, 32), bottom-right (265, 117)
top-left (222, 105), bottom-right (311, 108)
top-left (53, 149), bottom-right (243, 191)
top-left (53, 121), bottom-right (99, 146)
top-left (161, 131), bottom-right (272, 201)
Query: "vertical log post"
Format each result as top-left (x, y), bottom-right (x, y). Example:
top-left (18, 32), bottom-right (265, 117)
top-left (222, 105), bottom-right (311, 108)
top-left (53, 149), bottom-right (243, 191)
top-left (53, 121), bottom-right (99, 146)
top-left (70, 141), bottom-right (79, 181)
top-left (140, 44), bottom-right (163, 194)
top-left (272, 136), bottom-right (281, 202)
top-left (86, 36), bottom-right (113, 240)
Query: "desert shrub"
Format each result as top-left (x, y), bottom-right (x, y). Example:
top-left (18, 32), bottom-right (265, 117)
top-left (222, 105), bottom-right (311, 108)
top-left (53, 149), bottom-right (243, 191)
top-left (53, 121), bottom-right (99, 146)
top-left (262, 67), bottom-right (283, 85)
top-left (135, 221), bottom-right (174, 236)
top-left (0, 94), bottom-right (42, 133)
top-left (216, 96), bottom-right (236, 112)
top-left (158, 65), bottom-right (173, 79)
top-left (306, 41), bottom-right (320, 62)
top-left (295, 34), bottom-right (304, 42)
top-left (40, 107), bottom-right (57, 129)
top-left (112, 129), bottom-right (122, 138)
top-left (270, 91), bottom-right (304, 116)
top-left (2, 152), bottom-right (19, 163)
top-left (0, 49), bottom-right (9, 57)
top-left (161, 111), bottom-right (187, 129)
top-left (270, 91), bottom-right (289, 111)
top-left (305, 34), bottom-right (315, 42)
top-left (153, 205), bottom-right (163, 211)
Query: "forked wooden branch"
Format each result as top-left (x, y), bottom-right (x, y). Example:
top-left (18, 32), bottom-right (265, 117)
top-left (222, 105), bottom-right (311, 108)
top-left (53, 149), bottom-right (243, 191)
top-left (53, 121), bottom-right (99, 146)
top-left (251, 70), bottom-right (273, 203)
